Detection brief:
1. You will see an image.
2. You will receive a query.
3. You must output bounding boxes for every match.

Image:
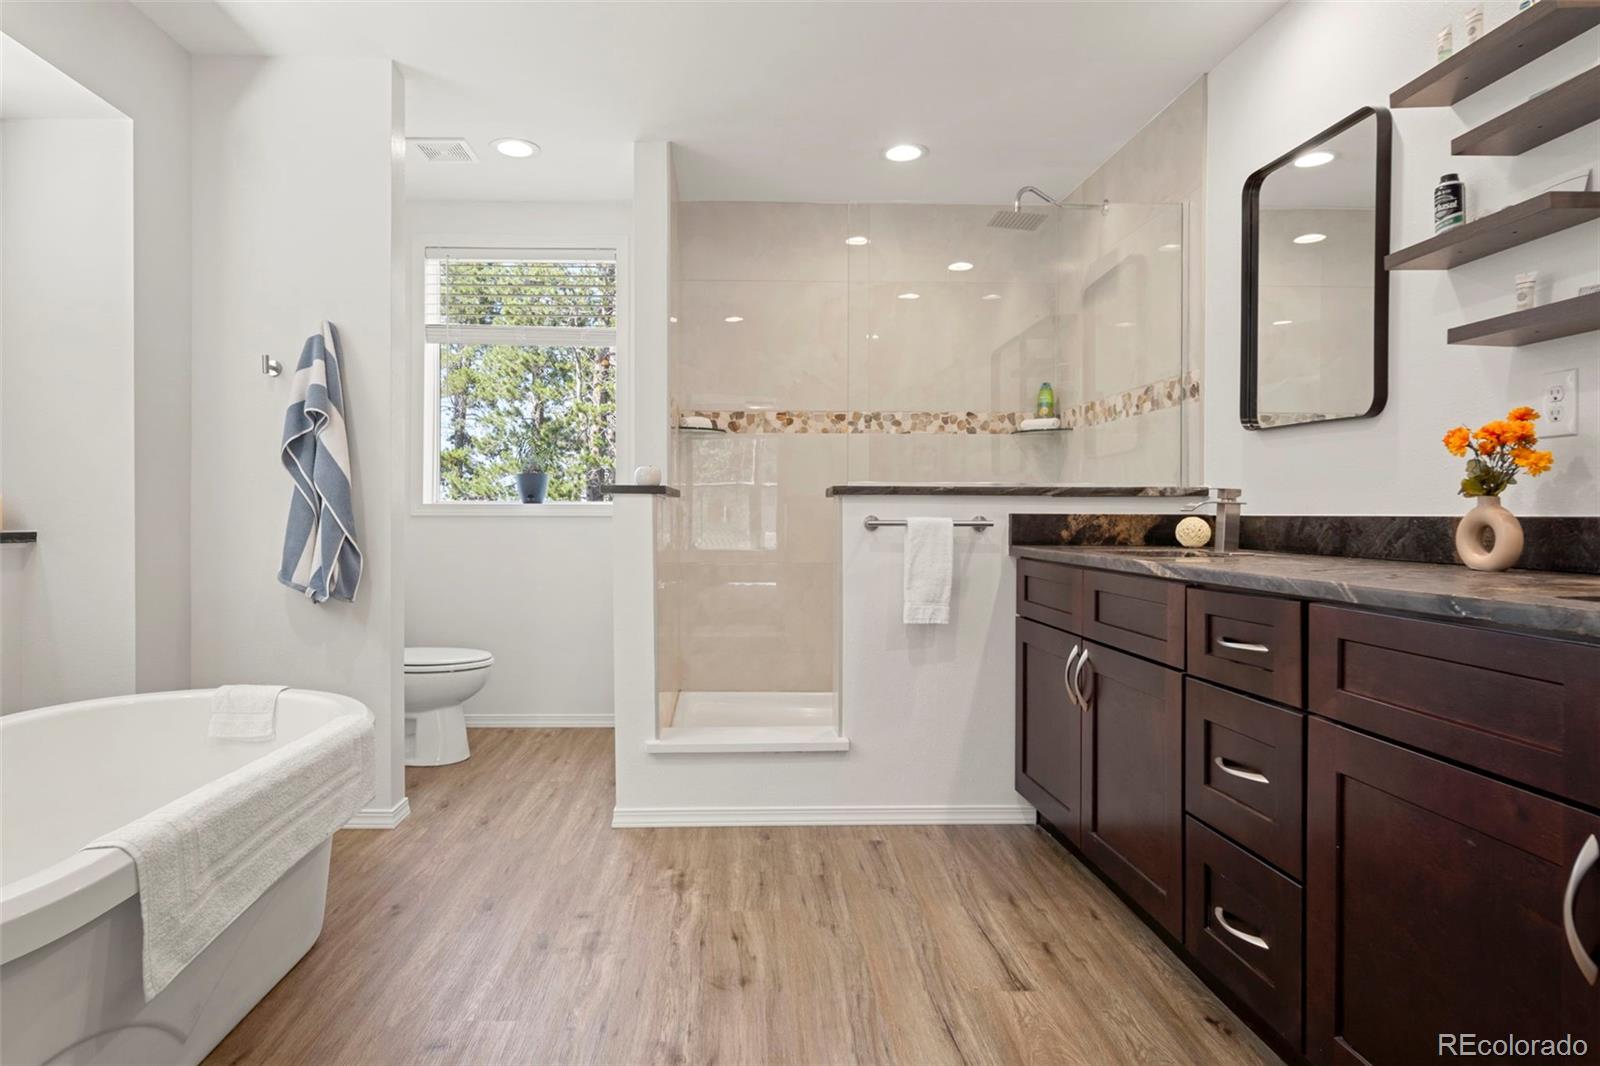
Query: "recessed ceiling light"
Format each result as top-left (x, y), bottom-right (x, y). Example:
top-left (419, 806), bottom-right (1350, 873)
top-left (723, 315), bottom-right (744, 323)
top-left (883, 143), bottom-right (927, 163)
top-left (947, 261), bottom-right (974, 272)
top-left (897, 292), bottom-right (921, 300)
top-left (845, 235), bottom-right (870, 246)
top-left (1114, 321), bottom-right (1134, 328)
top-left (491, 138), bottom-right (539, 159)
top-left (1159, 243), bottom-right (1181, 251)
top-left (1293, 232), bottom-right (1328, 244)
top-left (981, 293), bottom-right (1002, 301)
top-left (1272, 319), bottom-right (1294, 326)
top-left (1293, 150), bottom-right (1336, 168)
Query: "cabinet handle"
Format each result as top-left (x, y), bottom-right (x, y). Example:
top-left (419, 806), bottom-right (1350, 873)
top-left (1564, 833), bottom-right (1599, 985)
top-left (1073, 648), bottom-right (1093, 709)
top-left (1216, 636), bottom-right (1271, 654)
top-left (1213, 756), bottom-right (1270, 785)
top-left (1064, 645), bottom-right (1082, 707)
top-left (1213, 906), bottom-right (1270, 951)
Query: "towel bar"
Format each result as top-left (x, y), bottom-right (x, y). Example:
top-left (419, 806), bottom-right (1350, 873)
top-left (863, 515), bottom-right (992, 531)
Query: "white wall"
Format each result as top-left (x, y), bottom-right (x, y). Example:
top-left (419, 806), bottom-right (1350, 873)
top-left (1205, 0), bottom-right (1600, 515)
top-left (0, 117), bottom-right (135, 712)
top-left (189, 57), bottom-right (408, 819)
top-left (1, 1), bottom-right (193, 691)
top-left (405, 200), bottom-right (628, 726)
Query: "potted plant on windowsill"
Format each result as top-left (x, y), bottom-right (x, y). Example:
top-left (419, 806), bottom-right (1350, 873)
top-left (1441, 405), bottom-right (1555, 572)
top-left (514, 440), bottom-right (549, 504)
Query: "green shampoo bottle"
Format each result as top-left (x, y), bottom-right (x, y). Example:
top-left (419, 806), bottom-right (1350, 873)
top-left (1036, 382), bottom-right (1056, 418)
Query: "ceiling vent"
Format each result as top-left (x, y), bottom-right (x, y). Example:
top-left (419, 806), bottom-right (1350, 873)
top-left (408, 138), bottom-right (478, 163)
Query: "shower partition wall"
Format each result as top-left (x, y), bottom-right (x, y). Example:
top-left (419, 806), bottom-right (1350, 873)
top-left (653, 199), bottom-right (1186, 742)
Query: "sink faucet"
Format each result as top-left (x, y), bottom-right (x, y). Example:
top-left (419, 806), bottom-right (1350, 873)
top-left (1183, 488), bottom-right (1244, 551)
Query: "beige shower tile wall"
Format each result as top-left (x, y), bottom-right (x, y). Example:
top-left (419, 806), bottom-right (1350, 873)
top-left (1062, 77), bottom-right (1206, 485)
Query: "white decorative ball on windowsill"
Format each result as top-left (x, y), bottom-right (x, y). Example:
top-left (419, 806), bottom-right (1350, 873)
top-left (634, 465), bottom-right (662, 486)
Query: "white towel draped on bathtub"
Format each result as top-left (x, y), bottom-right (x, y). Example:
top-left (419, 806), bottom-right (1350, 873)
top-left (207, 684), bottom-right (287, 741)
top-left (83, 708), bottom-right (375, 1001)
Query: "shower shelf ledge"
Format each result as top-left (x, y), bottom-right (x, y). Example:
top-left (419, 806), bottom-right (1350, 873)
top-left (646, 724), bottom-right (851, 754)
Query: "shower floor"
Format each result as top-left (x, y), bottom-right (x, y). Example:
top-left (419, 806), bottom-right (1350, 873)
top-left (671, 690), bottom-right (835, 728)
top-left (651, 691), bottom-right (848, 753)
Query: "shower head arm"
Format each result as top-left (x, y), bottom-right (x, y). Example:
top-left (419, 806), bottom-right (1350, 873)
top-left (1013, 186), bottom-right (1059, 212)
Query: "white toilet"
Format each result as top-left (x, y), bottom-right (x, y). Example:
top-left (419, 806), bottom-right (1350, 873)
top-left (403, 647), bottom-right (494, 766)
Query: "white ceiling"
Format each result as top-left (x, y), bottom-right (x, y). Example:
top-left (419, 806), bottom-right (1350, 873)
top-left (133, 0), bottom-right (1285, 204)
top-left (1, 34), bottom-right (125, 120)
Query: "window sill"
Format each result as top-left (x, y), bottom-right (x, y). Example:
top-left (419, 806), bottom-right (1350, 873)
top-left (411, 502), bottom-right (613, 518)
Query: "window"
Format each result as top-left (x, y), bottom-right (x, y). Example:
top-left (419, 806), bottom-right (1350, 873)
top-left (423, 246), bottom-right (618, 504)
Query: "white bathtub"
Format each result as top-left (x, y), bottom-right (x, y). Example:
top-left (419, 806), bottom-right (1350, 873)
top-left (0, 688), bottom-right (371, 1066)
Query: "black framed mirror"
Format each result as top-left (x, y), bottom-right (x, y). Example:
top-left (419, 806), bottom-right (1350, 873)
top-left (1241, 106), bottom-right (1391, 430)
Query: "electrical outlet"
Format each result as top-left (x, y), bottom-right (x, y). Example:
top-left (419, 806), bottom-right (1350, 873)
top-left (1539, 368), bottom-right (1578, 437)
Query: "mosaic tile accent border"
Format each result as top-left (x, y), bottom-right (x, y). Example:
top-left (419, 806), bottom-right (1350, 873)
top-left (681, 372), bottom-right (1200, 435)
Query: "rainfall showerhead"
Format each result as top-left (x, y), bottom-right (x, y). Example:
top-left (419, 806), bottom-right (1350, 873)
top-left (988, 186), bottom-right (1110, 230)
top-left (987, 208), bottom-right (1049, 231)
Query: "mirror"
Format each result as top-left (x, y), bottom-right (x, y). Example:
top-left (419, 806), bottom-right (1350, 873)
top-left (1242, 107), bottom-right (1390, 430)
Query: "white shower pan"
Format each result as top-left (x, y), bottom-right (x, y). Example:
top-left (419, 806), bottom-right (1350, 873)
top-left (650, 691), bottom-right (849, 753)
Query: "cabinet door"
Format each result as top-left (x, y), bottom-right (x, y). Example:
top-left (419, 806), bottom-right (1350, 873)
top-left (1080, 639), bottom-right (1184, 936)
top-left (1307, 717), bottom-right (1600, 1066)
top-left (1016, 618), bottom-right (1083, 842)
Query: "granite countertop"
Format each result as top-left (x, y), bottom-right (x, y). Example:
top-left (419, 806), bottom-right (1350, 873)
top-left (1010, 544), bottom-right (1600, 640)
top-left (826, 484), bottom-right (1214, 497)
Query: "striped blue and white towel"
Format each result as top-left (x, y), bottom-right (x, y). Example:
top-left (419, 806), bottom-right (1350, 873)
top-left (278, 322), bottom-right (362, 604)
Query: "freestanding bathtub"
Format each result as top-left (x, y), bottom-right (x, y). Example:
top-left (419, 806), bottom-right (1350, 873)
top-left (0, 688), bottom-right (372, 1066)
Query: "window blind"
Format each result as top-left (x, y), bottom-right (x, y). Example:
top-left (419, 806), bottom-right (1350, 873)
top-left (424, 247), bottom-right (618, 347)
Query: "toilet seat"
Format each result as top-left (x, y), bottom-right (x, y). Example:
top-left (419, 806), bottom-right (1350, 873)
top-left (404, 647), bottom-right (495, 674)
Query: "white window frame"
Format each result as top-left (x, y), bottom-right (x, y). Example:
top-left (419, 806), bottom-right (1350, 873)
top-left (412, 236), bottom-right (631, 517)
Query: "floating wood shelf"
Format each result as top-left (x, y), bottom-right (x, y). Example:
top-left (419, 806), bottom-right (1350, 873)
top-left (1, 530), bottom-right (38, 544)
top-left (1454, 65), bottom-right (1600, 155)
top-left (1447, 291), bottom-right (1600, 346)
top-left (1384, 191), bottom-right (1600, 270)
top-left (1392, 0), bottom-right (1600, 108)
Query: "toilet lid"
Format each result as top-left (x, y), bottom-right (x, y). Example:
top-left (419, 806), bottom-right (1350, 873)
top-left (405, 646), bottom-right (494, 673)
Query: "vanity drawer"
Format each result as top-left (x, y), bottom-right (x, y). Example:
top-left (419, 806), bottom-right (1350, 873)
top-left (1016, 559), bottom-right (1083, 634)
top-left (1186, 817), bottom-right (1304, 1050)
top-left (1186, 588), bottom-right (1303, 708)
top-left (1080, 569), bottom-right (1185, 668)
top-left (1185, 679), bottom-right (1304, 878)
top-left (1309, 605), bottom-right (1600, 807)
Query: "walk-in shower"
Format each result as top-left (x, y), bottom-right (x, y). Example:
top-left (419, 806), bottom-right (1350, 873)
top-left (650, 193), bottom-right (1188, 743)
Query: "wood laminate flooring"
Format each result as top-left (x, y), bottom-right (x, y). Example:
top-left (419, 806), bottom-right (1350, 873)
top-left (205, 729), bottom-right (1280, 1066)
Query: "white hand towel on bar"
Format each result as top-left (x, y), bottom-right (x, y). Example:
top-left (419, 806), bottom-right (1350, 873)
top-left (903, 516), bottom-right (953, 624)
top-left (208, 684), bottom-right (287, 741)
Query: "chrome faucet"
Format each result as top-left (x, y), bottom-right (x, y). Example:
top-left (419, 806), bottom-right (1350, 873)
top-left (1183, 488), bottom-right (1244, 552)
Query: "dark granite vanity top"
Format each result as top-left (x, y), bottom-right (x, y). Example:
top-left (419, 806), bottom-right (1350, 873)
top-left (826, 484), bottom-right (1212, 497)
top-left (1011, 544), bottom-right (1600, 640)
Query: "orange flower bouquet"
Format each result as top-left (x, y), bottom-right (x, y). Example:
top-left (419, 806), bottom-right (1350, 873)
top-left (1441, 406), bottom-right (1555, 498)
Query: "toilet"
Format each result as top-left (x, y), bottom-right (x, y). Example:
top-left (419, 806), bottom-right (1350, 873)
top-left (403, 647), bottom-right (494, 766)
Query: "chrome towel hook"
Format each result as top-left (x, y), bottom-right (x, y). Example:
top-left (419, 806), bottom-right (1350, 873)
top-left (262, 354), bottom-right (283, 377)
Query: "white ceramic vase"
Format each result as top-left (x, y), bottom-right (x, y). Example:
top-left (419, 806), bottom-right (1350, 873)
top-left (1454, 495), bottom-right (1524, 572)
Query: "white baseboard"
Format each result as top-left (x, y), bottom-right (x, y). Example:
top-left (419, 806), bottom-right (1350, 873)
top-left (611, 803), bottom-right (1036, 828)
top-left (344, 797), bottom-right (411, 830)
top-left (465, 713), bottom-right (614, 728)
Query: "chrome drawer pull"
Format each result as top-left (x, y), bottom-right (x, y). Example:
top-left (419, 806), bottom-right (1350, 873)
top-left (1564, 834), bottom-right (1599, 985)
top-left (1214, 756), bottom-right (1270, 785)
top-left (1213, 906), bottom-right (1270, 951)
top-left (1064, 646), bottom-right (1082, 707)
top-left (1216, 636), bottom-right (1271, 654)
top-left (1073, 648), bottom-right (1092, 709)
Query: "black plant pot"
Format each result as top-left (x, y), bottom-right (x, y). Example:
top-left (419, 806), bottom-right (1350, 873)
top-left (515, 471), bottom-right (548, 504)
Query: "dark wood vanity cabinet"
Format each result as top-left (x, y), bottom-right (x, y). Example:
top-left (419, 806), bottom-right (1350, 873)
top-left (1078, 639), bottom-right (1184, 936)
top-left (1015, 618), bottom-right (1083, 843)
top-left (1306, 716), bottom-right (1600, 1066)
top-left (1015, 554), bottom-right (1600, 1064)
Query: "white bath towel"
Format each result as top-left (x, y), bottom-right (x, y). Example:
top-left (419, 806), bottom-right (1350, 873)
top-left (1018, 417), bottom-right (1062, 432)
top-left (208, 684), bottom-right (287, 741)
top-left (85, 706), bottom-right (375, 1001)
top-left (903, 517), bottom-right (953, 625)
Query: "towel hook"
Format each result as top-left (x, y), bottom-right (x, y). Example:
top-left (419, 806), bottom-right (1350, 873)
top-left (262, 354), bottom-right (283, 377)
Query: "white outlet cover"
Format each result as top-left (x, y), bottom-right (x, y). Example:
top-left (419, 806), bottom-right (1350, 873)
top-left (1539, 368), bottom-right (1579, 437)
